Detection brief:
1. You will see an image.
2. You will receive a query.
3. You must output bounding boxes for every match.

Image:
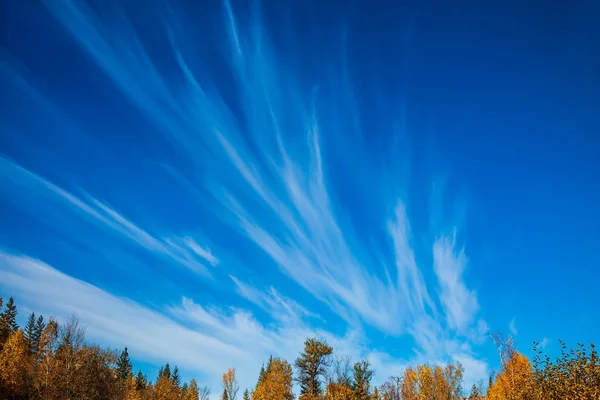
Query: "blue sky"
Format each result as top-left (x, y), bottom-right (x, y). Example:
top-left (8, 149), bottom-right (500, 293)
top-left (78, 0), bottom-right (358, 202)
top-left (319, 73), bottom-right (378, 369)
top-left (1, 0), bottom-right (599, 393)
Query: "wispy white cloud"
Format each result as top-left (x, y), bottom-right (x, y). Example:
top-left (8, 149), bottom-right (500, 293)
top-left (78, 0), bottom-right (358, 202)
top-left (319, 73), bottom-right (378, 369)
top-left (538, 337), bottom-right (550, 350)
top-left (229, 276), bottom-right (318, 324)
top-left (0, 157), bottom-right (217, 277)
top-left (433, 234), bottom-right (480, 333)
top-left (510, 317), bottom-right (518, 336)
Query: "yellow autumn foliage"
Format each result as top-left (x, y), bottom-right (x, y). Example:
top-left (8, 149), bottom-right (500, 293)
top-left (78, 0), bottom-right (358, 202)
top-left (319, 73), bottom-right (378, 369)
top-left (0, 330), bottom-right (32, 398)
top-left (253, 357), bottom-right (293, 400)
top-left (487, 351), bottom-right (534, 400)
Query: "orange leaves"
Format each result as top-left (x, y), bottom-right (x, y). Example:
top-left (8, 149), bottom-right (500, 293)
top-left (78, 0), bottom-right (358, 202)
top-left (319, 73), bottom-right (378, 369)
top-left (222, 367), bottom-right (240, 400)
top-left (253, 358), bottom-right (294, 400)
top-left (0, 330), bottom-right (32, 398)
top-left (325, 382), bottom-right (352, 400)
top-left (487, 351), bottom-right (534, 400)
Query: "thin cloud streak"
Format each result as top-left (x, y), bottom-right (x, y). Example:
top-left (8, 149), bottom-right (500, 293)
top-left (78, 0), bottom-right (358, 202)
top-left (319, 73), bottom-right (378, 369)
top-left (0, 157), bottom-right (217, 276)
top-left (510, 317), bottom-right (518, 336)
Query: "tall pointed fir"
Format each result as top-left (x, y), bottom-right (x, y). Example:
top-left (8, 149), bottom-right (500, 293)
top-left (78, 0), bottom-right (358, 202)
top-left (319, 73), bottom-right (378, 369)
top-left (257, 364), bottom-right (266, 389)
top-left (0, 297), bottom-right (18, 346)
top-left (116, 347), bottom-right (133, 381)
top-left (172, 365), bottom-right (182, 387)
top-left (24, 312), bottom-right (37, 353)
top-left (32, 315), bottom-right (45, 356)
top-left (135, 370), bottom-right (148, 391)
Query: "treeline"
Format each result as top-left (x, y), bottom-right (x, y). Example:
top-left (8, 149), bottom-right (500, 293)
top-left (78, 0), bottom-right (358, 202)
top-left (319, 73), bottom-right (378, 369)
top-left (0, 297), bottom-right (208, 399)
top-left (1, 296), bottom-right (599, 400)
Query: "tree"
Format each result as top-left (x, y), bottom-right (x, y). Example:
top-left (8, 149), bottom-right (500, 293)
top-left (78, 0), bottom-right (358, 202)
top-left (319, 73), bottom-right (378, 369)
top-left (486, 351), bottom-right (534, 400)
top-left (532, 341), bottom-right (600, 398)
top-left (69, 344), bottom-right (120, 399)
top-left (295, 337), bottom-right (333, 399)
top-left (172, 365), bottom-right (181, 387)
top-left (443, 361), bottom-right (464, 399)
top-left (379, 376), bottom-right (401, 400)
top-left (243, 388), bottom-right (251, 400)
top-left (198, 385), bottom-right (211, 400)
top-left (24, 312), bottom-right (37, 352)
top-left (35, 317), bottom-right (59, 398)
top-left (468, 383), bottom-right (482, 399)
top-left (371, 387), bottom-right (379, 400)
top-left (490, 332), bottom-right (515, 369)
top-left (0, 330), bottom-right (32, 398)
top-left (256, 364), bottom-right (266, 389)
top-left (134, 370), bottom-right (148, 391)
top-left (222, 368), bottom-right (240, 400)
top-left (327, 354), bottom-right (353, 387)
top-left (33, 315), bottom-right (45, 356)
top-left (253, 357), bottom-right (294, 400)
top-left (352, 360), bottom-right (373, 400)
top-left (0, 297), bottom-right (18, 347)
top-left (184, 378), bottom-right (200, 400)
top-left (116, 347), bottom-right (133, 381)
top-left (52, 316), bottom-right (86, 399)
top-left (222, 388), bottom-right (230, 400)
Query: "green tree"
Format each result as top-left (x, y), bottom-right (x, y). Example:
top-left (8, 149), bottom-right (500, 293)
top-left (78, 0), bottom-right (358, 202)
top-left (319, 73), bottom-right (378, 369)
top-left (243, 388), bottom-right (251, 400)
top-left (24, 312), bottom-right (37, 352)
top-left (352, 360), bottom-right (373, 400)
top-left (256, 364), bottom-right (266, 389)
top-left (33, 315), bottom-right (45, 356)
top-left (295, 337), bottom-right (333, 400)
top-left (116, 347), bottom-right (133, 381)
top-left (0, 297), bottom-right (18, 346)
top-left (172, 365), bottom-right (181, 387)
top-left (159, 363), bottom-right (171, 380)
top-left (134, 370), bottom-right (148, 391)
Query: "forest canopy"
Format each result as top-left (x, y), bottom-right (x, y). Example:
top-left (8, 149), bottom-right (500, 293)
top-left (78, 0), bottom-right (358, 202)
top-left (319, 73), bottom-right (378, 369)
top-left (0, 296), bottom-right (598, 399)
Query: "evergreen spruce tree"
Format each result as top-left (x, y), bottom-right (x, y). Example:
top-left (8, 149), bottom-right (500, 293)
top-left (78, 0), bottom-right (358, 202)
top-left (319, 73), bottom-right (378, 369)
top-left (0, 297), bottom-right (18, 346)
top-left (24, 312), bottom-right (37, 352)
top-left (256, 364), bottom-right (266, 389)
top-left (163, 363), bottom-right (172, 380)
top-left (172, 365), bottom-right (182, 387)
top-left (32, 315), bottom-right (45, 355)
top-left (135, 370), bottom-right (148, 390)
top-left (222, 387), bottom-right (230, 400)
top-left (116, 347), bottom-right (133, 381)
top-left (243, 388), bottom-right (250, 400)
